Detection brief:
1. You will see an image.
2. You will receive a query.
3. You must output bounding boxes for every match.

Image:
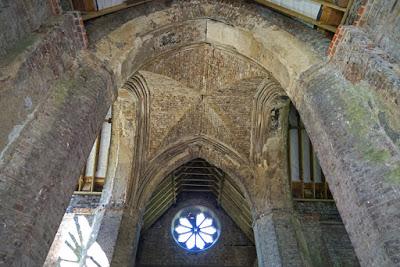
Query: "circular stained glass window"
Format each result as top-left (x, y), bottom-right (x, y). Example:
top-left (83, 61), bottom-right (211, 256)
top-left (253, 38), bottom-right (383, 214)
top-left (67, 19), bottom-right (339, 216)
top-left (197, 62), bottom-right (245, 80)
top-left (171, 205), bottom-right (221, 252)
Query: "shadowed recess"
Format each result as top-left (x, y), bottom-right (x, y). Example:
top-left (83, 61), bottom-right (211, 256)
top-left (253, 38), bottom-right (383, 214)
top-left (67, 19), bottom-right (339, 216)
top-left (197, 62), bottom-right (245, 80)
top-left (142, 158), bottom-right (254, 242)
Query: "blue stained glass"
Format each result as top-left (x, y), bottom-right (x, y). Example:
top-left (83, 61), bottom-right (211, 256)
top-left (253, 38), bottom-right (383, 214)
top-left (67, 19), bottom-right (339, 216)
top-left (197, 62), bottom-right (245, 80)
top-left (171, 205), bottom-right (221, 252)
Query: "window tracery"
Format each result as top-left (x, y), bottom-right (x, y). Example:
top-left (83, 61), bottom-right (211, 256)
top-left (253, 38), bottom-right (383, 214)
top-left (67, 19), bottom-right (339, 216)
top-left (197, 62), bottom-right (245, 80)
top-left (171, 206), bottom-right (221, 252)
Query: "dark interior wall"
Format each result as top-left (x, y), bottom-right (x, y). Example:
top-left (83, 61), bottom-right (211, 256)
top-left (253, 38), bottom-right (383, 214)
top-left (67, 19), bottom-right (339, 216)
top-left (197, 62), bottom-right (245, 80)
top-left (0, 0), bottom-right (52, 57)
top-left (294, 201), bottom-right (360, 267)
top-left (136, 192), bottom-right (257, 267)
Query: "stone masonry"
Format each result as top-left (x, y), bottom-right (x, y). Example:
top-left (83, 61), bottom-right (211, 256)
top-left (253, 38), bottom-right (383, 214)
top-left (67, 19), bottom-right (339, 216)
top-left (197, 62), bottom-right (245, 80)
top-left (0, 1), bottom-right (399, 266)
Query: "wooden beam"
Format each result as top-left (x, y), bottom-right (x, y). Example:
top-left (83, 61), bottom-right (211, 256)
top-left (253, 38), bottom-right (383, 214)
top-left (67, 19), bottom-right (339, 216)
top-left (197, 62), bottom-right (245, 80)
top-left (179, 172), bottom-right (218, 177)
top-left (144, 191), bottom-right (174, 219)
top-left (310, 0), bottom-right (347, 12)
top-left (73, 191), bottom-right (102, 195)
top-left (82, 0), bottom-right (153, 21)
top-left (147, 185), bottom-right (175, 205)
top-left (72, 0), bottom-right (97, 12)
top-left (217, 175), bottom-right (225, 206)
top-left (172, 172), bottom-right (177, 204)
top-left (143, 201), bottom-right (173, 231)
top-left (222, 184), bottom-right (252, 215)
top-left (340, 0), bottom-right (354, 25)
top-left (221, 198), bottom-right (254, 242)
top-left (148, 179), bottom-right (174, 201)
top-left (255, 0), bottom-right (337, 32)
top-left (180, 183), bottom-right (215, 187)
top-left (221, 202), bottom-right (252, 233)
top-left (293, 198), bottom-right (335, 202)
top-left (180, 166), bottom-right (218, 169)
top-left (180, 189), bottom-right (214, 193)
top-left (180, 178), bottom-right (217, 183)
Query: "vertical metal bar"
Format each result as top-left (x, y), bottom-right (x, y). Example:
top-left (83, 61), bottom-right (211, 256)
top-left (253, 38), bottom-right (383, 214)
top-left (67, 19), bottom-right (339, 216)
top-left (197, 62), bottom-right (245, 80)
top-left (78, 175), bottom-right (83, 191)
top-left (322, 171), bottom-right (327, 199)
top-left (218, 174), bottom-right (225, 206)
top-left (287, 106), bottom-right (293, 196)
top-left (95, 120), bottom-right (112, 182)
top-left (297, 110), bottom-right (304, 198)
top-left (172, 173), bottom-right (176, 204)
top-left (85, 137), bottom-right (99, 191)
top-left (310, 138), bottom-right (315, 199)
top-left (92, 136), bottom-right (101, 192)
top-left (77, 165), bottom-right (85, 191)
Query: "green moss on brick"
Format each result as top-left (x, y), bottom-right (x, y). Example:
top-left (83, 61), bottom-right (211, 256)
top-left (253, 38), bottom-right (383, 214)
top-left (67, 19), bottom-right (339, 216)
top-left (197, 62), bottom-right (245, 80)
top-left (1, 34), bottom-right (39, 68)
top-left (339, 83), bottom-right (398, 165)
top-left (386, 166), bottom-right (400, 184)
top-left (53, 79), bottom-right (75, 105)
top-left (362, 148), bottom-right (391, 163)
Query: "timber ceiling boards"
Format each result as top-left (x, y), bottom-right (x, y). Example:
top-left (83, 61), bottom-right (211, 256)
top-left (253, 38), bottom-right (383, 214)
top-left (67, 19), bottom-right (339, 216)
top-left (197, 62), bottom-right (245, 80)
top-left (142, 158), bottom-right (254, 242)
top-left (255, 0), bottom-right (354, 32)
top-left (77, 0), bottom-right (353, 33)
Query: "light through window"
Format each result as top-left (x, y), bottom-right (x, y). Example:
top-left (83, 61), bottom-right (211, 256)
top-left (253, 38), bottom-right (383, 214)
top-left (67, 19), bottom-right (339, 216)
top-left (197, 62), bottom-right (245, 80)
top-left (171, 206), bottom-right (221, 252)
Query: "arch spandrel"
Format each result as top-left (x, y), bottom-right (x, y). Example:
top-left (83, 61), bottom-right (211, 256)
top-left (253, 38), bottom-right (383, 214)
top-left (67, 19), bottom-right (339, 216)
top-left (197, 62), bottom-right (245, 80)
top-left (89, 1), bottom-right (326, 91)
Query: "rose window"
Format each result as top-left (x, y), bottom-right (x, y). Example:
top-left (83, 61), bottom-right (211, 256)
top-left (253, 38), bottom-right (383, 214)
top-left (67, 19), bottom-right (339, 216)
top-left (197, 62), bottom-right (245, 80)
top-left (171, 206), bottom-right (221, 252)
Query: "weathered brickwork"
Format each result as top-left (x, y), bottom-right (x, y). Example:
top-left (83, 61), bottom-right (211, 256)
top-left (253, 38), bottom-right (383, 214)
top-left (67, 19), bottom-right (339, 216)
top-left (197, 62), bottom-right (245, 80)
top-left (294, 201), bottom-right (360, 267)
top-left (0, 0), bottom-right (399, 266)
top-left (70, 12), bottom-right (89, 49)
top-left (327, 25), bottom-right (345, 57)
top-left (0, 8), bottom-right (116, 264)
top-left (353, 1), bottom-right (369, 27)
top-left (49, 0), bottom-right (62, 15)
top-left (324, 6), bottom-right (400, 265)
top-left (296, 63), bottom-right (400, 266)
top-left (141, 45), bottom-right (267, 160)
top-left (345, 0), bottom-right (367, 25)
top-left (0, 58), bottom-right (115, 266)
top-left (67, 194), bottom-right (102, 212)
top-left (0, 0), bottom-right (52, 57)
top-left (0, 12), bottom-right (91, 154)
top-left (360, 0), bottom-right (400, 62)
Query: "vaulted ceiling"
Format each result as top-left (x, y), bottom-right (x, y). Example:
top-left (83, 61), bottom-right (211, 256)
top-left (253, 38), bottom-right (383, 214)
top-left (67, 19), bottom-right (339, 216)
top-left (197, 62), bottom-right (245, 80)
top-left (136, 44), bottom-right (277, 242)
top-left (138, 44), bottom-right (271, 161)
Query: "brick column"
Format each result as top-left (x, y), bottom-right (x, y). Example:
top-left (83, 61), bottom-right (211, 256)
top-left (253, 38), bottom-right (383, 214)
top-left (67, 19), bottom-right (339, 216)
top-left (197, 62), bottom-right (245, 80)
top-left (296, 63), bottom-right (400, 266)
top-left (0, 59), bottom-right (115, 266)
top-left (49, 0), bottom-right (62, 15)
top-left (110, 211), bottom-right (143, 267)
top-left (253, 213), bottom-right (282, 267)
